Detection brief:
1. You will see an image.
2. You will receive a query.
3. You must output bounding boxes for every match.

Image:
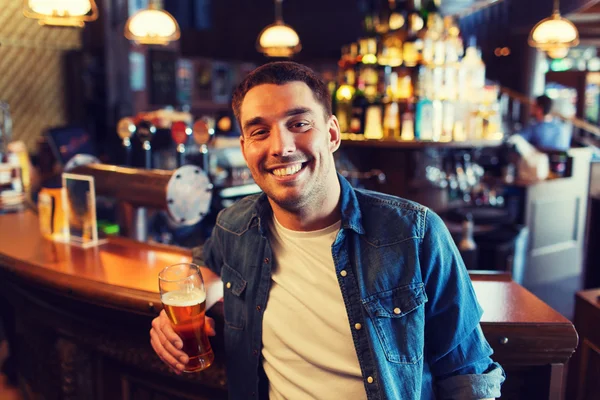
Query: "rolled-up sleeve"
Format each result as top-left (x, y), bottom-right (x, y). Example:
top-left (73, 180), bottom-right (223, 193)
top-left (420, 209), bottom-right (505, 399)
top-left (434, 325), bottom-right (505, 399)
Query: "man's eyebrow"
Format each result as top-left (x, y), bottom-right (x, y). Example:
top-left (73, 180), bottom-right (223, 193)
top-left (242, 116), bottom-right (267, 132)
top-left (242, 107), bottom-right (314, 133)
top-left (284, 107), bottom-right (313, 118)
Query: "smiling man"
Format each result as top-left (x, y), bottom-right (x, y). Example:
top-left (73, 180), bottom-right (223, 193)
top-left (150, 62), bottom-right (505, 400)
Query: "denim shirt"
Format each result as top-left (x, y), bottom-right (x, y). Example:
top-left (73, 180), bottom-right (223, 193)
top-left (194, 174), bottom-right (505, 400)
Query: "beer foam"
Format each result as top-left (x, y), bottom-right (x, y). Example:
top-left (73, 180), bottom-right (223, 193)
top-left (162, 288), bottom-right (206, 307)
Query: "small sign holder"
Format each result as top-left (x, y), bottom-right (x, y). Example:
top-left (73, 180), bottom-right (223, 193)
top-left (59, 173), bottom-right (104, 248)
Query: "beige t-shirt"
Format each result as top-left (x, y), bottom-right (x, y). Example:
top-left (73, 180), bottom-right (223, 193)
top-left (262, 217), bottom-right (367, 400)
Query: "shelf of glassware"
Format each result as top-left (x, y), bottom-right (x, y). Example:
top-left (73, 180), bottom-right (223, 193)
top-left (340, 132), bottom-right (504, 149)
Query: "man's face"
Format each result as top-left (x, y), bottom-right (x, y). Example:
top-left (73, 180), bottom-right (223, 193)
top-left (239, 82), bottom-right (340, 212)
top-left (532, 104), bottom-right (543, 121)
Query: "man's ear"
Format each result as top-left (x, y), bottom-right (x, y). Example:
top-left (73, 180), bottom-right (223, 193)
top-left (328, 115), bottom-right (342, 153)
top-left (239, 134), bottom-right (247, 163)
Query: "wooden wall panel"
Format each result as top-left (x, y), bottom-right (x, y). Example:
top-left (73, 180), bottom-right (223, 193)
top-left (0, 0), bottom-right (82, 152)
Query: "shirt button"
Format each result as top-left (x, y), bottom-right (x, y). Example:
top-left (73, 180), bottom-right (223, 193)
top-left (256, 305), bottom-right (262, 311)
top-left (354, 323), bottom-right (362, 330)
top-left (264, 258), bottom-right (270, 263)
top-left (340, 270), bottom-right (347, 277)
top-left (226, 282), bottom-right (232, 289)
top-left (367, 376), bottom-right (374, 384)
top-left (393, 307), bottom-right (401, 315)
top-left (253, 349), bottom-right (258, 356)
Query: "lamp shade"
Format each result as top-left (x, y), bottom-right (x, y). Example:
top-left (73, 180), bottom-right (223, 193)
top-left (547, 47), bottom-right (570, 59)
top-left (23, 0), bottom-right (98, 27)
top-left (257, 22), bottom-right (301, 57)
top-left (125, 7), bottom-right (180, 45)
top-left (529, 12), bottom-right (579, 51)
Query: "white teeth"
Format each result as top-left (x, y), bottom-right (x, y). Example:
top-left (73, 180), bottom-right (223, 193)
top-left (272, 163), bottom-right (302, 176)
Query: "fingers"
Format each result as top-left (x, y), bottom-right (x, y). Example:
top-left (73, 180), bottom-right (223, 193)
top-left (150, 329), bottom-right (182, 374)
top-left (205, 316), bottom-right (216, 337)
top-left (150, 311), bottom-right (187, 374)
top-left (158, 311), bottom-right (184, 349)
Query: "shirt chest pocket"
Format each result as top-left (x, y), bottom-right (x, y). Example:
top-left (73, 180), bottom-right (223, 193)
top-left (363, 283), bottom-right (428, 364)
top-left (221, 263), bottom-right (247, 330)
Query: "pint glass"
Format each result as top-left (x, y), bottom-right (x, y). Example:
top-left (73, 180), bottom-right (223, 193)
top-left (159, 263), bottom-right (214, 372)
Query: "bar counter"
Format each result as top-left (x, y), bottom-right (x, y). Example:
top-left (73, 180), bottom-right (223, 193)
top-left (0, 210), bottom-right (577, 399)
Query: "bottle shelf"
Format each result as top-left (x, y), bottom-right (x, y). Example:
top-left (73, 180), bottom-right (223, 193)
top-left (340, 133), bottom-right (504, 149)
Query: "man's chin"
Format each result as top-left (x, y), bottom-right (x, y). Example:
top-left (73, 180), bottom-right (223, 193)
top-left (265, 190), bottom-right (304, 211)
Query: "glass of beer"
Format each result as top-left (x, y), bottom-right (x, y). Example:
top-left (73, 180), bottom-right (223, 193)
top-left (159, 263), bottom-right (214, 372)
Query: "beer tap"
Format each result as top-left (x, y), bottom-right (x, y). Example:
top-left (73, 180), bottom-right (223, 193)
top-left (170, 120), bottom-right (191, 168)
top-left (116, 117), bottom-right (136, 166)
top-left (192, 118), bottom-right (214, 174)
top-left (131, 119), bottom-right (156, 242)
top-left (135, 120), bottom-right (157, 169)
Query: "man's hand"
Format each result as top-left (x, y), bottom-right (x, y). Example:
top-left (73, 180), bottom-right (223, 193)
top-left (150, 310), bottom-right (216, 374)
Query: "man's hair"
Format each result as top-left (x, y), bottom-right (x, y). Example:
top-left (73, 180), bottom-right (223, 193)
top-left (231, 61), bottom-right (332, 129)
top-left (536, 95), bottom-right (553, 115)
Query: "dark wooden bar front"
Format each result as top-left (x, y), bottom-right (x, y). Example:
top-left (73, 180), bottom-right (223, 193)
top-left (0, 211), bottom-right (577, 399)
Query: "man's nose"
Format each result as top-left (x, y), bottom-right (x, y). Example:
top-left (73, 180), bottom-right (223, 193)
top-left (270, 126), bottom-right (296, 156)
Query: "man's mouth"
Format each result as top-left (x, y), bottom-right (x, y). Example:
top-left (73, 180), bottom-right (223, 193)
top-left (269, 162), bottom-right (305, 177)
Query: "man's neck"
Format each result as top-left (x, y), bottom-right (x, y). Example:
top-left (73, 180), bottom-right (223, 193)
top-left (543, 114), bottom-right (554, 122)
top-left (269, 182), bottom-right (341, 232)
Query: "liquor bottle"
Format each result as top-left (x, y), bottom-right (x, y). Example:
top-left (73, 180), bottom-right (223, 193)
top-left (379, 31), bottom-right (403, 68)
top-left (358, 37), bottom-right (379, 97)
top-left (403, 0), bottom-right (424, 68)
top-left (396, 66), bottom-right (414, 100)
top-left (431, 67), bottom-right (443, 100)
top-left (382, 67), bottom-right (400, 138)
top-left (461, 37), bottom-right (486, 103)
top-left (400, 101), bottom-right (416, 141)
top-left (458, 213), bottom-right (478, 270)
top-left (335, 81), bottom-right (355, 133)
top-left (431, 99), bottom-right (443, 141)
top-left (374, 0), bottom-right (391, 34)
top-left (422, 0), bottom-right (442, 27)
top-left (415, 97), bottom-right (434, 140)
top-left (334, 54), bottom-right (356, 133)
top-left (364, 88), bottom-right (384, 139)
top-left (349, 78), bottom-right (368, 134)
top-left (440, 100), bottom-right (455, 142)
top-left (387, 0), bottom-right (405, 31)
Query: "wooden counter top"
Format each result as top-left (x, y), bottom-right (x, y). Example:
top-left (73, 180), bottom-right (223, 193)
top-left (0, 210), bottom-right (190, 315)
top-left (0, 210), bottom-right (575, 328)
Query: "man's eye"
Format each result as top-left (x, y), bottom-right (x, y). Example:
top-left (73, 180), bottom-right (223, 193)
top-left (290, 121), bottom-right (310, 129)
top-left (250, 129), bottom-right (268, 137)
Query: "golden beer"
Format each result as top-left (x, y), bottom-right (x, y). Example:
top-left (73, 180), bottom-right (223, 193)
top-left (159, 263), bottom-right (214, 373)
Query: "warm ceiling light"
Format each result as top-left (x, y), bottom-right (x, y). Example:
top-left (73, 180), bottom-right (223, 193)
top-left (529, 0), bottom-right (579, 52)
top-left (23, 0), bottom-right (98, 27)
top-left (257, 0), bottom-right (301, 58)
top-left (125, 0), bottom-right (180, 45)
top-left (547, 47), bottom-right (570, 59)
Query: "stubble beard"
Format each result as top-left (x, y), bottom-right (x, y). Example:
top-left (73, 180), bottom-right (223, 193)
top-left (268, 160), bottom-right (332, 214)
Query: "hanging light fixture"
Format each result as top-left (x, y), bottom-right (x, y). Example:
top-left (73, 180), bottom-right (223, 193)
top-left (547, 47), bottom-right (570, 59)
top-left (125, 0), bottom-right (180, 46)
top-left (528, 0), bottom-right (579, 54)
top-left (23, 0), bottom-right (98, 27)
top-left (257, 0), bottom-right (301, 58)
